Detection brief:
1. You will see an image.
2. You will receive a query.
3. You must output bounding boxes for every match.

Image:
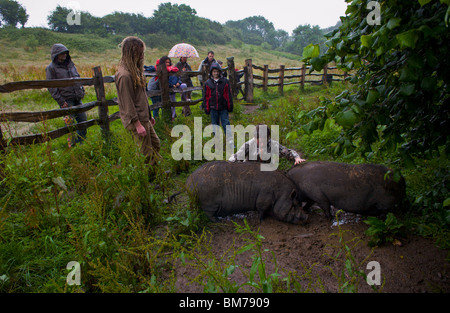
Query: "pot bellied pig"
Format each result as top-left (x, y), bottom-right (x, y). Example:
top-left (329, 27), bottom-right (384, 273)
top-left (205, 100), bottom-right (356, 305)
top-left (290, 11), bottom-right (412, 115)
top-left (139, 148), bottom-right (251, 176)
top-left (286, 161), bottom-right (406, 218)
top-left (186, 161), bottom-right (308, 224)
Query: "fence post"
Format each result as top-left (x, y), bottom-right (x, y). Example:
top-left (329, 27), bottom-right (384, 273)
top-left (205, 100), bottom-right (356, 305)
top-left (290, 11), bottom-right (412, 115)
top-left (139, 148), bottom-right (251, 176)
top-left (157, 62), bottom-right (172, 123)
top-left (244, 59), bottom-right (253, 103)
top-left (227, 56), bottom-right (237, 99)
top-left (278, 65), bottom-right (285, 95)
top-left (202, 64), bottom-right (209, 86)
top-left (93, 66), bottom-right (110, 140)
top-left (322, 64), bottom-right (328, 86)
top-left (301, 64), bottom-right (306, 91)
top-left (263, 65), bottom-right (269, 92)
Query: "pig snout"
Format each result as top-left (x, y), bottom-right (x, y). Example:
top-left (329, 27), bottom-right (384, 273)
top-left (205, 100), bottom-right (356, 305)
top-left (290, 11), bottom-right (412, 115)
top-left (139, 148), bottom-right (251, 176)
top-left (287, 207), bottom-right (309, 225)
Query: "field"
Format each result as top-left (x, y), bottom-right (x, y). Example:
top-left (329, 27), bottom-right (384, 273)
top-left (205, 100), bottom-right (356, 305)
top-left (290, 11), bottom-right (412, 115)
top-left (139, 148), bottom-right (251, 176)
top-left (0, 33), bottom-right (449, 294)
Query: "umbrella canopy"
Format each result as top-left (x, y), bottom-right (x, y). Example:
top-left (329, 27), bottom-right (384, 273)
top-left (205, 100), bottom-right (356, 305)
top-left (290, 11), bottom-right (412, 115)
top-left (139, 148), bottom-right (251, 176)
top-left (168, 43), bottom-right (199, 58)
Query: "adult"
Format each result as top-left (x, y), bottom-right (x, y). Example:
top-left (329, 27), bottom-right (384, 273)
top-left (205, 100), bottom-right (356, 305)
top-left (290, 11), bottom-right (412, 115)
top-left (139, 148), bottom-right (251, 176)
top-left (115, 36), bottom-right (161, 175)
top-left (46, 43), bottom-right (86, 147)
top-left (175, 56), bottom-right (193, 116)
top-left (157, 56), bottom-right (187, 121)
top-left (197, 51), bottom-right (216, 86)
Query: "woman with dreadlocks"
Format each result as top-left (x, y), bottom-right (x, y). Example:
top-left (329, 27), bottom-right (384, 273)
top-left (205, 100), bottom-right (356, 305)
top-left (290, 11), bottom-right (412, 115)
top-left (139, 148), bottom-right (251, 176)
top-left (115, 36), bottom-right (161, 177)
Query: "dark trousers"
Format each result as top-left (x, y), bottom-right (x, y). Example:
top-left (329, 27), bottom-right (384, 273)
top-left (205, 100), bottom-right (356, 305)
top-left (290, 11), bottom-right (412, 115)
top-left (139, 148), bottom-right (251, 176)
top-left (66, 99), bottom-right (87, 145)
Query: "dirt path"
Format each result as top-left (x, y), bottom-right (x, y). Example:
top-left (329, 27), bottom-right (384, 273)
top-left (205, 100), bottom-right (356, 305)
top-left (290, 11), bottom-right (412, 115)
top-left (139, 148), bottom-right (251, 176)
top-left (175, 208), bottom-right (449, 293)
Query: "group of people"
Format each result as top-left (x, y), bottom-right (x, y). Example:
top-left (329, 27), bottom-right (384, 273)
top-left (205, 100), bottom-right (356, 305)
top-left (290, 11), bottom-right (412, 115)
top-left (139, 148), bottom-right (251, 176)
top-left (45, 37), bottom-right (305, 178)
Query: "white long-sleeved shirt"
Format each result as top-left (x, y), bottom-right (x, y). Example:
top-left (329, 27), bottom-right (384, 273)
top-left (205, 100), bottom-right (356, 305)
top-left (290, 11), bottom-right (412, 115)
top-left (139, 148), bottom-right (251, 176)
top-left (228, 138), bottom-right (301, 163)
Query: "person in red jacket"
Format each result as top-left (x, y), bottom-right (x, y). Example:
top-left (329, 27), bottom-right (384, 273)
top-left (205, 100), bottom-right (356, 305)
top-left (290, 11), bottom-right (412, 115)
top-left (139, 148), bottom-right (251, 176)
top-left (203, 62), bottom-right (233, 146)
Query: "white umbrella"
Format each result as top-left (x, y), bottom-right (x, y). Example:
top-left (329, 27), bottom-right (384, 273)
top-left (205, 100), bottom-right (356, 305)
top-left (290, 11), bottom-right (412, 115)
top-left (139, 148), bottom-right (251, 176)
top-left (168, 43), bottom-right (200, 58)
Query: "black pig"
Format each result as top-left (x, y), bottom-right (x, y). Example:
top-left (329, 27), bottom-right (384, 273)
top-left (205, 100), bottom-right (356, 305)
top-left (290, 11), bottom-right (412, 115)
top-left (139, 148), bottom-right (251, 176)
top-left (286, 161), bottom-right (406, 218)
top-left (186, 161), bottom-right (308, 224)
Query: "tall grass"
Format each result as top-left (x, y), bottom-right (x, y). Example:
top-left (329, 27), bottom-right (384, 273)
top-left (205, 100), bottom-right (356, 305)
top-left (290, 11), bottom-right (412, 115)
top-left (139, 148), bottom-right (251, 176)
top-left (1, 42), bottom-right (448, 292)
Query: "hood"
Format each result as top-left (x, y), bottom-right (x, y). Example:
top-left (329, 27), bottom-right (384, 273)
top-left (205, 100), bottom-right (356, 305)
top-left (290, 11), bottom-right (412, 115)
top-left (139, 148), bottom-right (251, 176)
top-left (209, 62), bottom-right (222, 78)
top-left (51, 44), bottom-right (70, 63)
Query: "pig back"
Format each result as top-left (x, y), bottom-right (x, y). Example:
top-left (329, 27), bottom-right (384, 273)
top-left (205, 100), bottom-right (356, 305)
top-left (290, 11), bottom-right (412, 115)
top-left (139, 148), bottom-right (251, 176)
top-left (186, 161), bottom-right (292, 215)
top-left (287, 161), bottom-right (404, 214)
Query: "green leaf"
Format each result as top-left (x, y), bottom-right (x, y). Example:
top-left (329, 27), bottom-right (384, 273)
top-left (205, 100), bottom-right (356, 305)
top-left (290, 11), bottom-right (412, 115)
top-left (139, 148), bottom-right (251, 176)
top-left (302, 44), bottom-right (320, 59)
top-left (236, 243), bottom-right (255, 255)
top-left (443, 198), bottom-right (450, 207)
top-left (366, 90), bottom-right (379, 104)
top-left (396, 30), bottom-right (420, 49)
top-left (399, 83), bottom-right (416, 96)
top-left (335, 110), bottom-right (359, 128)
top-left (421, 77), bottom-right (438, 91)
top-left (387, 18), bottom-right (402, 30)
top-left (286, 131), bottom-right (298, 141)
top-left (310, 57), bottom-right (327, 72)
top-left (419, 0), bottom-right (432, 6)
top-left (399, 67), bottom-right (419, 82)
top-left (360, 35), bottom-right (373, 48)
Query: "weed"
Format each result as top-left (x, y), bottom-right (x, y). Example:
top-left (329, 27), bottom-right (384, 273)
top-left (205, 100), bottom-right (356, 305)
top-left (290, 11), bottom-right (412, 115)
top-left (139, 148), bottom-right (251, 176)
top-left (323, 211), bottom-right (384, 293)
top-left (364, 213), bottom-right (405, 248)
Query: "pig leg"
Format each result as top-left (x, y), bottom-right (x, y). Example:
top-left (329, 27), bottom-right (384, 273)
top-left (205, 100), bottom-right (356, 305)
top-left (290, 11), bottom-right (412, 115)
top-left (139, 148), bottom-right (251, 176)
top-left (303, 199), bottom-right (315, 213)
top-left (316, 199), bottom-right (332, 220)
top-left (202, 204), bottom-right (219, 222)
top-left (256, 192), bottom-right (274, 221)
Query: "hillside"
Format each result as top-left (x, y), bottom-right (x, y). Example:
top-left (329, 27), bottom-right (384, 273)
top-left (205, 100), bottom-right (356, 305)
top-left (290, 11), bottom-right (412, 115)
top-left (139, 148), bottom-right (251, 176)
top-left (0, 27), bottom-right (302, 82)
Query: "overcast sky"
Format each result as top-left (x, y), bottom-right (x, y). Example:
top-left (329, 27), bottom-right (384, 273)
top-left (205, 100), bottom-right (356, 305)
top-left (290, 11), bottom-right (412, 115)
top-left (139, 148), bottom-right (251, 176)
top-left (17, 0), bottom-right (348, 34)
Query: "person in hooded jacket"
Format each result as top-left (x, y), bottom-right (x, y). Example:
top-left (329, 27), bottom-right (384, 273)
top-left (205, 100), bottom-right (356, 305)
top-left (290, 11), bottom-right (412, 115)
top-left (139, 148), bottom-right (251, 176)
top-left (46, 44), bottom-right (87, 146)
top-left (203, 63), bottom-right (234, 146)
top-left (197, 51), bottom-right (216, 86)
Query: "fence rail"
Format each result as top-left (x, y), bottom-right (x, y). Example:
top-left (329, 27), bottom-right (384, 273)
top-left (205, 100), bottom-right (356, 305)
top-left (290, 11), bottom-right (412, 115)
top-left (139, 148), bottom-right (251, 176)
top-left (0, 58), bottom-right (349, 149)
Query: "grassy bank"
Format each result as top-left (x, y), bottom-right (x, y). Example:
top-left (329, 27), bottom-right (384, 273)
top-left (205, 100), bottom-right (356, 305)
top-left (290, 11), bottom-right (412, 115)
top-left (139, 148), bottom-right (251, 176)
top-left (1, 79), bottom-right (448, 292)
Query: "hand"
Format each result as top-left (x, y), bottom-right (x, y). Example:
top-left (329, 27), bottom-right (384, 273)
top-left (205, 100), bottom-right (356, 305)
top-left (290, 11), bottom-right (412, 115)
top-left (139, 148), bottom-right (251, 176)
top-left (134, 121), bottom-right (147, 137)
top-left (62, 102), bottom-right (69, 108)
top-left (294, 157), bottom-right (306, 165)
top-left (150, 117), bottom-right (156, 126)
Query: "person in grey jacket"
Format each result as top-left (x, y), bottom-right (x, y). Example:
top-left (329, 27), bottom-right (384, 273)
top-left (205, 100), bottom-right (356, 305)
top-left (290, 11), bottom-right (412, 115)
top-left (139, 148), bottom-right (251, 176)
top-left (46, 43), bottom-right (87, 146)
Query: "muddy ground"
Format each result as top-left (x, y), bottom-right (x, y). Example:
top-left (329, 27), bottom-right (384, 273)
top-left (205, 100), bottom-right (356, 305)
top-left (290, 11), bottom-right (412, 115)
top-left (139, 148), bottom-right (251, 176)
top-left (174, 207), bottom-right (449, 293)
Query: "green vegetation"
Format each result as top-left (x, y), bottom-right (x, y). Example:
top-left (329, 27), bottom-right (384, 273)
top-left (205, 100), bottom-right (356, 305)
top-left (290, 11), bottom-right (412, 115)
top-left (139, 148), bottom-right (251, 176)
top-left (1, 77), bottom-right (448, 292)
top-left (1, 0), bottom-right (449, 290)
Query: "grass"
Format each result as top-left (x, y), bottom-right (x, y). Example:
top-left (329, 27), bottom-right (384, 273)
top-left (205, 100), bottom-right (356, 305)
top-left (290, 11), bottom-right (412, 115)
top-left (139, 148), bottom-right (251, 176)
top-left (1, 37), bottom-right (449, 292)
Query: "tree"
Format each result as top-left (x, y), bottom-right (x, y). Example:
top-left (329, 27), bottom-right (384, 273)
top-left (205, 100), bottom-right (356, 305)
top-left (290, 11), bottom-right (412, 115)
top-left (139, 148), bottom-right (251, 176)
top-left (47, 5), bottom-right (107, 36)
top-left (0, 0), bottom-right (28, 28)
top-left (225, 16), bottom-right (278, 47)
top-left (284, 24), bottom-right (326, 55)
top-left (151, 2), bottom-right (197, 38)
top-left (302, 0), bottom-right (450, 165)
top-left (47, 5), bottom-right (76, 33)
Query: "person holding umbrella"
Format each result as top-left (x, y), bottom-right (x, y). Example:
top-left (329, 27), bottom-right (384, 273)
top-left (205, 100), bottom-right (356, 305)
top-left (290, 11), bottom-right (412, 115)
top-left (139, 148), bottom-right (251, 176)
top-left (168, 43), bottom-right (199, 117)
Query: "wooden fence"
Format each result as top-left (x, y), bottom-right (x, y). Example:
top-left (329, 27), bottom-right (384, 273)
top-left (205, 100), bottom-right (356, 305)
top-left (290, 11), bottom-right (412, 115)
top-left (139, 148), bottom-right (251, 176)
top-left (0, 67), bottom-right (116, 150)
top-left (0, 58), bottom-right (348, 150)
top-left (240, 60), bottom-right (348, 102)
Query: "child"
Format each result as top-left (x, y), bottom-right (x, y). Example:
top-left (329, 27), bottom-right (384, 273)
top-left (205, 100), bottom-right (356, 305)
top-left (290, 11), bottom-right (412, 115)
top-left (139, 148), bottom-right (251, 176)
top-left (229, 124), bottom-right (306, 165)
top-left (202, 62), bottom-right (233, 146)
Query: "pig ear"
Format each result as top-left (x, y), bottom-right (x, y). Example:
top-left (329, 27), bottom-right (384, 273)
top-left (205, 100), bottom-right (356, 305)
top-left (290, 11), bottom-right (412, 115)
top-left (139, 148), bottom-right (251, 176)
top-left (290, 189), bottom-right (297, 199)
